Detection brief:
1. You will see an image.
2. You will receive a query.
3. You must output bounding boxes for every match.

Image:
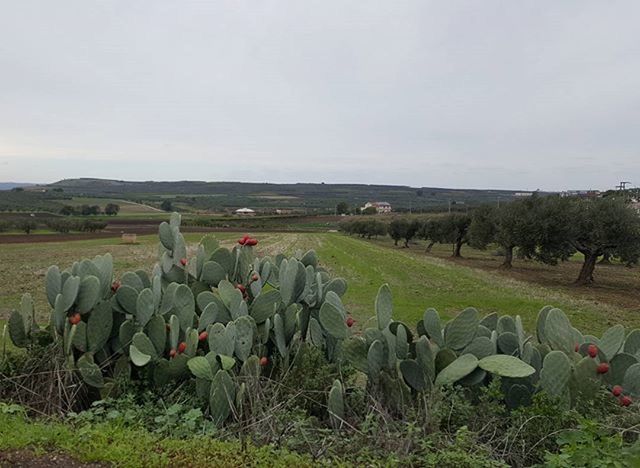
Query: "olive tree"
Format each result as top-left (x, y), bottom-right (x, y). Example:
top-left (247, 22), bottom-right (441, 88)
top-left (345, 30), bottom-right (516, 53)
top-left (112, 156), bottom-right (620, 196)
top-left (418, 218), bottom-right (449, 252)
top-left (440, 214), bottom-right (472, 257)
top-left (567, 197), bottom-right (640, 284)
top-left (388, 218), bottom-right (421, 247)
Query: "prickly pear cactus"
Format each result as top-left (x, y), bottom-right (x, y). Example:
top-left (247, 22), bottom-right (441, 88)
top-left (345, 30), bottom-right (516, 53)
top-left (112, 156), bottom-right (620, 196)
top-left (9, 212), bottom-right (639, 427)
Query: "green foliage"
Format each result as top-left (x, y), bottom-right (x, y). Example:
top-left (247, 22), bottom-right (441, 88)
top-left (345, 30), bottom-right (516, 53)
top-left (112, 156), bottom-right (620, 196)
top-left (160, 199), bottom-right (173, 212)
top-left (340, 218), bottom-right (387, 239)
top-left (104, 203), bottom-right (120, 216)
top-left (423, 427), bottom-right (509, 468)
top-left (387, 218), bottom-right (421, 247)
top-left (544, 419), bottom-right (640, 467)
top-left (0, 408), bottom-right (313, 467)
top-left (335, 201), bottom-right (349, 215)
top-left (16, 219), bottom-right (37, 234)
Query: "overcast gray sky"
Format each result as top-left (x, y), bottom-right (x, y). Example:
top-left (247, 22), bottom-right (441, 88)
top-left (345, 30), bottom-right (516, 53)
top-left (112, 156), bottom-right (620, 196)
top-left (1, 1), bottom-right (639, 190)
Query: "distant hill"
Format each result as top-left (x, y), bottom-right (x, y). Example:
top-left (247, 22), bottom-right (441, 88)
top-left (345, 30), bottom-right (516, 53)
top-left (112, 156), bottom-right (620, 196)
top-left (0, 182), bottom-right (35, 190)
top-left (45, 178), bottom-right (545, 213)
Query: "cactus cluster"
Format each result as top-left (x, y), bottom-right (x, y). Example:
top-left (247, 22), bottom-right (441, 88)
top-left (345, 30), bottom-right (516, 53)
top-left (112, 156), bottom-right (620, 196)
top-left (8, 213), bottom-right (639, 428)
top-left (534, 307), bottom-right (640, 407)
top-left (341, 296), bottom-right (640, 412)
top-left (8, 213), bottom-right (352, 425)
top-left (342, 285), bottom-right (535, 410)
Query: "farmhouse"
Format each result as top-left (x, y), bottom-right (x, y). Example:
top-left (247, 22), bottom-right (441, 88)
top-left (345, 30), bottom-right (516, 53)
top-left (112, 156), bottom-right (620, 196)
top-left (234, 207), bottom-right (256, 216)
top-left (362, 201), bottom-right (392, 214)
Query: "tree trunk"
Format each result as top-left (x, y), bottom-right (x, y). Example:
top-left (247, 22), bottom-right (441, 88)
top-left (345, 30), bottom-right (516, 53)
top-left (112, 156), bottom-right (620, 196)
top-left (500, 246), bottom-right (514, 269)
top-left (453, 241), bottom-right (463, 257)
top-left (394, 239), bottom-right (398, 246)
top-left (425, 241), bottom-right (435, 253)
top-left (403, 239), bottom-right (409, 248)
top-left (576, 252), bottom-right (598, 285)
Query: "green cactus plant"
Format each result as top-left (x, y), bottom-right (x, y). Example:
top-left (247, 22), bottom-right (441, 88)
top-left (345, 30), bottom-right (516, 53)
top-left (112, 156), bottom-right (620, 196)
top-left (543, 308), bottom-right (574, 354)
top-left (209, 370), bottom-right (236, 427)
top-left (12, 212), bottom-right (639, 429)
top-left (599, 325), bottom-right (625, 360)
top-left (445, 308), bottom-right (479, 350)
top-left (375, 284), bottom-right (393, 330)
top-left (435, 354), bottom-right (478, 386)
top-left (539, 351), bottom-right (572, 397)
top-left (8, 294), bottom-right (37, 348)
top-left (328, 379), bottom-right (345, 429)
top-left (423, 308), bottom-right (444, 347)
top-left (477, 355), bottom-right (535, 378)
top-left (400, 359), bottom-right (428, 391)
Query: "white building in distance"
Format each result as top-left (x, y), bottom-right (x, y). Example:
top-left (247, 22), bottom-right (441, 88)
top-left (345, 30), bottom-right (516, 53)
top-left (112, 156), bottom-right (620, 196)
top-left (234, 208), bottom-right (256, 216)
top-left (362, 201), bottom-right (392, 214)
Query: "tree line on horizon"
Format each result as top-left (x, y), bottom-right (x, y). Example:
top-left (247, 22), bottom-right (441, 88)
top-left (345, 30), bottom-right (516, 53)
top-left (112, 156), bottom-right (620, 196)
top-left (340, 195), bottom-right (640, 285)
top-left (59, 203), bottom-right (120, 216)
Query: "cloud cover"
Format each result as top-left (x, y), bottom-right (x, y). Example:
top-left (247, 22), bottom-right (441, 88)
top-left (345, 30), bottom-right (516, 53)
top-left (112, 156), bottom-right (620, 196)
top-left (1, 1), bottom-right (639, 190)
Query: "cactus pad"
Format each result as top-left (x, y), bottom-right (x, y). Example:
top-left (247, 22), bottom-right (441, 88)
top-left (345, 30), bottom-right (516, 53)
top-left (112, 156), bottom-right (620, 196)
top-left (540, 350), bottom-right (571, 397)
top-left (444, 308), bottom-right (478, 350)
top-left (478, 355), bottom-right (535, 378)
top-left (435, 354), bottom-right (478, 386)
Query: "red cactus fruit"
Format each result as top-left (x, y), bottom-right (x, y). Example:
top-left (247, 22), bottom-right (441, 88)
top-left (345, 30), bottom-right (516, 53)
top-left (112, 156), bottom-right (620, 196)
top-left (260, 356), bottom-right (268, 367)
top-left (69, 313), bottom-right (81, 325)
top-left (252, 273), bottom-right (259, 282)
top-left (111, 281), bottom-right (121, 292)
top-left (198, 331), bottom-right (208, 342)
top-left (177, 342), bottom-right (187, 354)
top-left (180, 258), bottom-right (188, 266)
top-left (238, 238), bottom-right (246, 245)
top-left (612, 385), bottom-right (623, 397)
top-left (596, 362), bottom-right (610, 374)
top-left (588, 344), bottom-right (598, 358)
top-left (620, 395), bottom-right (632, 407)
top-left (235, 284), bottom-right (246, 293)
top-left (246, 238), bottom-right (258, 246)
top-left (346, 317), bottom-right (355, 328)
top-left (574, 343), bottom-right (579, 352)
top-left (169, 348), bottom-right (177, 358)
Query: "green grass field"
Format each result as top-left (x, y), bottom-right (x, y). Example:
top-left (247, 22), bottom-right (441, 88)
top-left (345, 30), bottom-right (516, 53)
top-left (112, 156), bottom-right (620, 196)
top-left (0, 410), bottom-right (314, 467)
top-left (1, 232), bottom-right (637, 336)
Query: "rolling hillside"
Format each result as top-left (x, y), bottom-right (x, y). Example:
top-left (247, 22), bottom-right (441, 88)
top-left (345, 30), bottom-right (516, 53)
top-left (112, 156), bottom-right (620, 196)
top-left (40, 178), bottom-right (539, 213)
